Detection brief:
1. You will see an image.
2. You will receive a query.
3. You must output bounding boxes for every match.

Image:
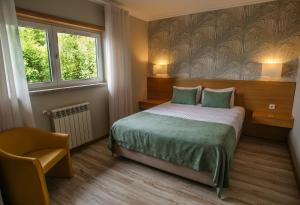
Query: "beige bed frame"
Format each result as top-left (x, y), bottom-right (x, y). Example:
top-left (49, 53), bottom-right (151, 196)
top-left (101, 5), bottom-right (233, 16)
top-left (114, 145), bottom-right (214, 187)
top-left (113, 128), bottom-right (243, 188)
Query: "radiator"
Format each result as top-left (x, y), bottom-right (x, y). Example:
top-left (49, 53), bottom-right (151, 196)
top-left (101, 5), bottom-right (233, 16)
top-left (44, 102), bottom-right (93, 149)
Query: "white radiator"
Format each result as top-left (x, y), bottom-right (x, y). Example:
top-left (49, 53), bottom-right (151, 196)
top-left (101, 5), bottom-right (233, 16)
top-left (44, 102), bottom-right (93, 149)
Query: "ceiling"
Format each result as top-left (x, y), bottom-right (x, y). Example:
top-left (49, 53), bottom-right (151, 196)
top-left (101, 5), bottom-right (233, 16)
top-left (92, 0), bottom-right (274, 21)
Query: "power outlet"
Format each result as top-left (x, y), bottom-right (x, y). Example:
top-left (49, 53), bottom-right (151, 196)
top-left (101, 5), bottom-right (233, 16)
top-left (269, 104), bottom-right (276, 110)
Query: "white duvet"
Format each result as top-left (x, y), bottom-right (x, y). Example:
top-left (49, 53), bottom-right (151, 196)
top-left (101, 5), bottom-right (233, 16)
top-left (144, 102), bottom-right (245, 141)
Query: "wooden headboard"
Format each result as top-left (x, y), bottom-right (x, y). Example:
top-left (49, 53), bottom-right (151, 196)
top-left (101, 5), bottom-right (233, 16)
top-left (147, 77), bottom-right (296, 140)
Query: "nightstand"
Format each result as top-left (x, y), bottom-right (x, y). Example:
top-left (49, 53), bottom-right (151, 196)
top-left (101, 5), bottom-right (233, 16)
top-left (139, 99), bottom-right (167, 110)
top-left (252, 111), bottom-right (294, 129)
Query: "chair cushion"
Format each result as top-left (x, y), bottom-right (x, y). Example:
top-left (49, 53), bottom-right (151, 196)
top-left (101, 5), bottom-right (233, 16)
top-left (24, 149), bottom-right (67, 173)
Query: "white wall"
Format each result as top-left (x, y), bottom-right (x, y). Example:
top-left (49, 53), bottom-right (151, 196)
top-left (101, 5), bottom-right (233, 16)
top-left (30, 86), bottom-right (109, 139)
top-left (130, 17), bottom-right (148, 112)
top-left (289, 62), bottom-right (300, 182)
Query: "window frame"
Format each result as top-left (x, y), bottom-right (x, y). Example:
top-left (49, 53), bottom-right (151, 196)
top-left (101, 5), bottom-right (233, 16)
top-left (18, 20), bottom-right (104, 91)
top-left (18, 20), bottom-right (57, 90)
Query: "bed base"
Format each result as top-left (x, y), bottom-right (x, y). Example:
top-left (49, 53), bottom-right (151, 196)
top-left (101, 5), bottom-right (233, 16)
top-left (114, 145), bottom-right (214, 187)
top-left (113, 130), bottom-right (242, 190)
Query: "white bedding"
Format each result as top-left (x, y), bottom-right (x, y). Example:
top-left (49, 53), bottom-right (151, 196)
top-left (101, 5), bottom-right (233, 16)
top-left (144, 102), bottom-right (245, 141)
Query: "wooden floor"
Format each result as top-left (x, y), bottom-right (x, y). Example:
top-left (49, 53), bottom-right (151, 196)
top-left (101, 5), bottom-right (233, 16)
top-left (47, 136), bottom-right (300, 205)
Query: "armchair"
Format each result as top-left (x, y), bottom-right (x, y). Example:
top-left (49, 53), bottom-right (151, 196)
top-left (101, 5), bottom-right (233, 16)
top-left (0, 128), bottom-right (73, 205)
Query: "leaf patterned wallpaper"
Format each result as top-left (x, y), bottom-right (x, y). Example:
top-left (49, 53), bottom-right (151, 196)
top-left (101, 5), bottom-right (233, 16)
top-left (148, 0), bottom-right (300, 81)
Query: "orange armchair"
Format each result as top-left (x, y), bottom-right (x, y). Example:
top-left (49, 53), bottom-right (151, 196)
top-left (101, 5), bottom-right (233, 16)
top-left (0, 128), bottom-right (73, 205)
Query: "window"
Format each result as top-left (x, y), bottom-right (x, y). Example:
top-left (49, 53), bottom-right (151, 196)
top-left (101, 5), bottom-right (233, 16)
top-left (19, 25), bottom-right (52, 84)
top-left (57, 32), bottom-right (98, 81)
top-left (18, 21), bottom-right (103, 90)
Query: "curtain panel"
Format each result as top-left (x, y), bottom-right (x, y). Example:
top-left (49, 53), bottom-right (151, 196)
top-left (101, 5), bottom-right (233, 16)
top-left (0, 0), bottom-right (35, 131)
top-left (104, 4), bottom-right (133, 126)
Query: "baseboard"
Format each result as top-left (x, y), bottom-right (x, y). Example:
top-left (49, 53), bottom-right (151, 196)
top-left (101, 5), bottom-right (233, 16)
top-left (288, 138), bottom-right (300, 191)
top-left (71, 134), bottom-right (108, 153)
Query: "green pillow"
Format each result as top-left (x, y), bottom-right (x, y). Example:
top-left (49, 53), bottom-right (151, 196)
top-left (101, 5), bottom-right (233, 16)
top-left (171, 88), bottom-right (198, 105)
top-left (202, 90), bottom-right (233, 108)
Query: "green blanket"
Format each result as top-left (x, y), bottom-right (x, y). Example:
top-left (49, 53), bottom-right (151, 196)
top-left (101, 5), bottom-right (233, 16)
top-left (109, 112), bottom-right (236, 196)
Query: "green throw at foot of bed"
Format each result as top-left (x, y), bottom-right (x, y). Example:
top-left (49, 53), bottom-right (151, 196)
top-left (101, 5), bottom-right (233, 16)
top-left (109, 112), bottom-right (237, 196)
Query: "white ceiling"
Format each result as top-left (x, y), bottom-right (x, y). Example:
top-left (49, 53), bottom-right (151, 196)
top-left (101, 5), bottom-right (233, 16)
top-left (92, 0), bottom-right (274, 21)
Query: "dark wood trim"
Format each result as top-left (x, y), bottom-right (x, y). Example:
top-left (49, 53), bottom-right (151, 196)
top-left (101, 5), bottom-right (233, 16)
top-left (147, 77), bottom-right (296, 114)
top-left (16, 7), bottom-right (105, 33)
top-left (147, 77), bottom-right (296, 140)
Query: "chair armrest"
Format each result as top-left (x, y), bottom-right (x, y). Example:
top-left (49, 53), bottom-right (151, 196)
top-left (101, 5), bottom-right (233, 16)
top-left (0, 150), bottom-right (50, 205)
top-left (44, 132), bottom-right (70, 149)
top-left (5, 128), bottom-right (70, 150)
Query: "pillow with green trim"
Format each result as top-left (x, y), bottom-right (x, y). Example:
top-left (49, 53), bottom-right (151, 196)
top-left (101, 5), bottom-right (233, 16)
top-left (173, 86), bottom-right (202, 103)
top-left (202, 90), bottom-right (233, 109)
top-left (171, 87), bottom-right (198, 105)
top-left (202, 87), bottom-right (236, 107)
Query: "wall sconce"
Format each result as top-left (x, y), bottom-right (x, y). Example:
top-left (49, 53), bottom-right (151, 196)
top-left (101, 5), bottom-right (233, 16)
top-left (153, 64), bottom-right (168, 77)
top-left (262, 63), bottom-right (283, 78)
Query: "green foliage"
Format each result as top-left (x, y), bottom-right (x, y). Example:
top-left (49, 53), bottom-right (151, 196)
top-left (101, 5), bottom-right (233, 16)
top-left (58, 33), bottom-right (97, 81)
top-left (19, 26), bottom-right (51, 83)
top-left (19, 26), bottom-right (98, 84)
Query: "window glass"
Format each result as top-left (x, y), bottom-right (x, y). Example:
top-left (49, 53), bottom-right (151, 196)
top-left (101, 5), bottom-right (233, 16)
top-left (18, 26), bottom-right (52, 83)
top-left (18, 20), bottom-right (103, 90)
top-left (57, 32), bottom-right (98, 81)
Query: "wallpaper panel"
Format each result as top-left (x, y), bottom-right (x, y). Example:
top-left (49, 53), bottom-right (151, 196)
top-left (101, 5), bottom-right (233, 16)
top-left (148, 0), bottom-right (300, 81)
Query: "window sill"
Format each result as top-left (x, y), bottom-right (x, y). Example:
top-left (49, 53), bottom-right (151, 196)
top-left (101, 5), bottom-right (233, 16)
top-left (29, 82), bottom-right (107, 95)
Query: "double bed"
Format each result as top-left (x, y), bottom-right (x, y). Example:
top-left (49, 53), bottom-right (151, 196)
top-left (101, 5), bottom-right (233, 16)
top-left (109, 102), bottom-right (245, 196)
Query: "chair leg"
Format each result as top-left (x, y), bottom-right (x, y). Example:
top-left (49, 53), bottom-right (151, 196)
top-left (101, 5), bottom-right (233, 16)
top-left (47, 153), bottom-right (74, 178)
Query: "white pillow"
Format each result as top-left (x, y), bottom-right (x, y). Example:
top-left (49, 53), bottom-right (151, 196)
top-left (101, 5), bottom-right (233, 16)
top-left (202, 87), bottom-right (236, 107)
top-left (173, 86), bottom-right (202, 103)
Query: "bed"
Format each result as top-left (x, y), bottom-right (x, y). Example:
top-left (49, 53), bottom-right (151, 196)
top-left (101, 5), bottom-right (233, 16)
top-left (109, 102), bottom-right (245, 196)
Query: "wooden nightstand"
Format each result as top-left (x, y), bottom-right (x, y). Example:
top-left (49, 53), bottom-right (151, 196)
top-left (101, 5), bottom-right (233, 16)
top-left (252, 111), bottom-right (294, 129)
top-left (139, 99), bottom-right (167, 110)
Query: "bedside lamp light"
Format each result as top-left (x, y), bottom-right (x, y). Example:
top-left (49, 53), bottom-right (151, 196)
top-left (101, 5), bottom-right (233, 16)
top-left (262, 63), bottom-right (282, 78)
top-left (153, 64), bottom-right (168, 77)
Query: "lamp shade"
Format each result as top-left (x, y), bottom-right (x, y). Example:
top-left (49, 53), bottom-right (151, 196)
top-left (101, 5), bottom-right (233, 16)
top-left (153, 64), bottom-right (168, 75)
top-left (262, 63), bottom-right (282, 78)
